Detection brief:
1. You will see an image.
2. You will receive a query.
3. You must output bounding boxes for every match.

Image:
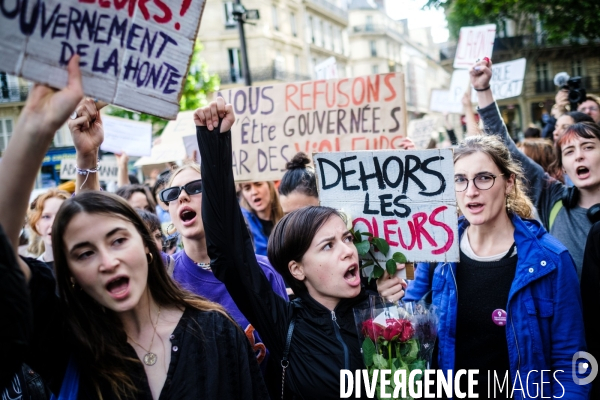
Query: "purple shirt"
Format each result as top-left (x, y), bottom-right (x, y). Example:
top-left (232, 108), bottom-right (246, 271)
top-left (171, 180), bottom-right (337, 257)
top-left (172, 250), bottom-right (288, 373)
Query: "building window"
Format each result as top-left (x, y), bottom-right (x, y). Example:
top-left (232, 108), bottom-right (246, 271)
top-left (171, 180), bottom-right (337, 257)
top-left (572, 59), bottom-right (583, 77)
top-left (372, 65), bottom-right (379, 74)
top-left (290, 12), bottom-right (297, 37)
top-left (369, 40), bottom-right (377, 57)
top-left (0, 118), bottom-right (14, 153)
top-left (224, 2), bottom-right (236, 28)
top-left (310, 16), bottom-right (315, 44)
top-left (228, 48), bottom-right (243, 83)
top-left (366, 15), bottom-right (373, 31)
top-left (272, 5), bottom-right (279, 31)
top-left (324, 23), bottom-right (331, 50)
top-left (295, 55), bottom-right (301, 74)
top-left (536, 62), bottom-right (548, 81)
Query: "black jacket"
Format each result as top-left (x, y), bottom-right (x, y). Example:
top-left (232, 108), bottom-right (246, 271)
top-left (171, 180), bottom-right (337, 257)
top-left (197, 125), bottom-right (371, 400)
top-left (0, 224), bottom-right (32, 388)
top-left (582, 221), bottom-right (600, 399)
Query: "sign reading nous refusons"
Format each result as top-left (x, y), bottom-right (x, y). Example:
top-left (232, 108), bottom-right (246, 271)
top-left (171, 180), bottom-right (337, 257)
top-left (0, 0), bottom-right (206, 119)
top-left (314, 149), bottom-right (459, 262)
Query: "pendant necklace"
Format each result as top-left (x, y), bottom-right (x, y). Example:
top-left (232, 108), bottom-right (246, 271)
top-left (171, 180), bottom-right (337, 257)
top-left (196, 261), bottom-right (211, 271)
top-left (128, 306), bottom-right (161, 366)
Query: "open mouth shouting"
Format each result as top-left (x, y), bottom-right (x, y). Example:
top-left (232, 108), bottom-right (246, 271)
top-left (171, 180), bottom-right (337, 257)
top-left (179, 206), bottom-right (198, 227)
top-left (576, 166), bottom-right (591, 180)
top-left (106, 275), bottom-right (130, 300)
top-left (344, 263), bottom-right (361, 287)
top-left (466, 202), bottom-right (484, 213)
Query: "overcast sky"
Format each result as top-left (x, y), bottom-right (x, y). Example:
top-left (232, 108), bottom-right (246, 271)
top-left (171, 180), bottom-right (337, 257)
top-left (386, 0), bottom-right (450, 43)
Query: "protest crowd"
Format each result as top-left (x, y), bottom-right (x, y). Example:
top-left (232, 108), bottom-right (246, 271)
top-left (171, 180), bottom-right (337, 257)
top-left (1, 17), bottom-right (600, 400)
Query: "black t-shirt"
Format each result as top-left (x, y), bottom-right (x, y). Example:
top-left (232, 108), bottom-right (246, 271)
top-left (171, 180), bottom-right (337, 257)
top-left (454, 249), bottom-right (517, 399)
top-left (258, 218), bottom-right (273, 237)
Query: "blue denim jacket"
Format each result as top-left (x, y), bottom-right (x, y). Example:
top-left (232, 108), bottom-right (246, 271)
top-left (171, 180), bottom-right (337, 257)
top-left (405, 214), bottom-right (590, 399)
top-left (241, 207), bottom-right (269, 256)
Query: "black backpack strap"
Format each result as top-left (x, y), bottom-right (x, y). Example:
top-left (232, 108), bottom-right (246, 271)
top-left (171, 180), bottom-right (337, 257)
top-left (281, 300), bottom-right (300, 399)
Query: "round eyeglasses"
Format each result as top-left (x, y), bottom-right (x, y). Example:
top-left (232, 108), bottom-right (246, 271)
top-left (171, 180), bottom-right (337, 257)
top-left (454, 174), bottom-right (503, 192)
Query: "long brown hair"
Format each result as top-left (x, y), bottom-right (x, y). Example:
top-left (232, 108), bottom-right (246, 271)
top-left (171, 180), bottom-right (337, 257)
top-left (454, 135), bottom-right (534, 219)
top-left (239, 181), bottom-right (284, 226)
top-left (52, 191), bottom-right (230, 399)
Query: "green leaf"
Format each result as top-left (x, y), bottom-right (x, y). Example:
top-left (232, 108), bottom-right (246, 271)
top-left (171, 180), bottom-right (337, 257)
top-left (361, 232), bottom-right (373, 237)
top-left (386, 259), bottom-right (398, 275)
top-left (371, 238), bottom-right (390, 256)
top-left (373, 354), bottom-right (388, 369)
top-left (392, 252), bottom-right (407, 264)
top-left (353, 230), bottom-right (362, 243)
top-left (372, 265), bottom-right (384, 279)
top-left (362, 338), bottom-right (376, 367)
top-left (355, 241), bottom-right (371, 256)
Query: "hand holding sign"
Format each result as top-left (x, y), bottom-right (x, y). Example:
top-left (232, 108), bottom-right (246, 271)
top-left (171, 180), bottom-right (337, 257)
top-left (22, 56), bottom-right (83, 136)
top-left (194, 97), bottom-right (235, 133)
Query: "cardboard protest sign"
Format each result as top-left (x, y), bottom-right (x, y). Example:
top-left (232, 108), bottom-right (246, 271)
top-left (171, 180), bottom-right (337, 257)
top-left (453, 24), bottom-right (496, 69)
top-left (182, 134), bottom-right (200, 163)
top-left (100, 115), bottom-right (152, 157)
top-left (314, 149), bottom-right (459, 262)
top-left (429, 89), bottom-right (463, 114)
top-left (60, 159), bottom-right (118, 181)
top-left (448, 69), bottom-right (470, 105)
top-left (408, 117), bottom-right (439, 149)
top-left (471, 58), bottom-right (526, 102)
top-left (0, 0), bottom-right (206, 119)
top-left (218, 73), bottom-right (408, 182)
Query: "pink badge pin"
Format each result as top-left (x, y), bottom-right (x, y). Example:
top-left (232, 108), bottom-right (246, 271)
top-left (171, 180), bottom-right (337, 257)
top-left (492, 309), bottom-right (507, 326)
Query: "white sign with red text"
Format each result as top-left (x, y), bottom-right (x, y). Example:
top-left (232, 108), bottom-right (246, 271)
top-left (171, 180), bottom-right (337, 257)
top-left (453, 24), bottom-right (496, 69)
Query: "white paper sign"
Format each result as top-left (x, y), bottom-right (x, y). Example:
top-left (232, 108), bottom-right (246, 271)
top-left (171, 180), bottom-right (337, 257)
top-left (0, 0), bottom-right (207, 119)
top-left (60, 159), bottom-right (118, 181)
top-left (453, 24), bottom-right (497, 69)
top-left (408, 117), bottom-right (438, 149)
top-left (100, 115), bottom-right (152, 157)
top-left (429, 89), bottom-right (463, 114)
top-left (182, 135), bottom-right (200, 163)
top-left (314, 149), bottom-right (459, 262)
top-left (448, 69), bottom-right (470, 104)
top-left (315, 57), bottom-right (338, 80)
top-left (471, 58), bottom-right (526, 102)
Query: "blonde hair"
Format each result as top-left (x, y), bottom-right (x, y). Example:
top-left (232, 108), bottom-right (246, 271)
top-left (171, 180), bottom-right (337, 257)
top-left (167, 162), bottom-right (200, 187)
top-left (238, 181), bottom-right (284, 226)
top-left (454, 136), bottom-right (535, 219)
top-left (27, 189), bottom-right (70, 255)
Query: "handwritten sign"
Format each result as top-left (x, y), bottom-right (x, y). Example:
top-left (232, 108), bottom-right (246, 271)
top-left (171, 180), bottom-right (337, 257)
top-left (0, 0), bottom-right (206, 119)
top-left (60, 159), bottom-right (118, 181)
top-left (314, 149), bottom-right (458, 262)
top-left (448, 69), bottom-right (470, 105)
top-left (453, 24), bottom-right (496, 69)
top-left (408, 117), bottom-right (439, 149)
top-left (182, 134), bottom-right (200, 163)
top-left (429, 89), bottom-right (463, 114)
top-left (315, 57), bottom-right (338, 80)
top-left (472, 58), bottom-right (526, 102)
top-left (100, 115), bottom-right (152, 157)
top-left (217, 73), bottom-right (407, 182)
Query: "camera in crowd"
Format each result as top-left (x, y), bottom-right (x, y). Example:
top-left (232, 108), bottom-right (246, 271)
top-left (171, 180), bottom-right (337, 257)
top-left (554, 72), bottom-right (587, 111)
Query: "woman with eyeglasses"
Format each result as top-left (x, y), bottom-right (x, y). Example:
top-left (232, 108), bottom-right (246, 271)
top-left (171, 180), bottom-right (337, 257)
top-left (471, 59), bottom-right (600, 280)
top-left (158, 163), bottom-right (289, 393)
top-left (403, 132), bottom-right (588, 398)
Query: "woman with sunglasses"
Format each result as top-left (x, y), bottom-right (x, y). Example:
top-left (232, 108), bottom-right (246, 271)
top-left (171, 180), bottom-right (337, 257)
top-left (158, 163), bottom-right (289, 388)
top-left (0, 58), bottom-right (268, 399)
top-left (404, 133), bottom-right (587, 397)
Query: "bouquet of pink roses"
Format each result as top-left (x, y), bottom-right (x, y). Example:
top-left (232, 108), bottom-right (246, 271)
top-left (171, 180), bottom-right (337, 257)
top-left (354, 296), bottom-right (438, 400)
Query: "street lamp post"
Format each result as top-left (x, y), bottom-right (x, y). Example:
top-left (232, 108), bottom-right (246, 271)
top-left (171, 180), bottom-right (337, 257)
top-left (231, 2), bottom-right (259, 87)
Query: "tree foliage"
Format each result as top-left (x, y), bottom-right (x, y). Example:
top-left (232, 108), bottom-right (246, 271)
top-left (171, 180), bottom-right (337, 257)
top-left (424, 0), bottom-right (600, 44)
top-left (106, 41), bottom-right (220, 135)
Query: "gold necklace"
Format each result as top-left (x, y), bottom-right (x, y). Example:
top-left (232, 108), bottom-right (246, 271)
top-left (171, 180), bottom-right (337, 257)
top-left (128, 306), bottom-right (161, 366)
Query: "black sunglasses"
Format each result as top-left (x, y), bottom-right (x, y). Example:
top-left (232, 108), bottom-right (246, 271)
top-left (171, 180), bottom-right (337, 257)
top-left (160, 179), bottom-right (202, 204)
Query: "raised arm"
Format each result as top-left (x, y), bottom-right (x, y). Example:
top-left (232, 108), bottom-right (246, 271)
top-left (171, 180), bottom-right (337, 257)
top-left (67, 98), bottom-right (107, 193)
top-left (195, 98), bottom-right (291, 354)
top-left (0, 57), bottom-right (83, 280)
top-left (470, 59), bottom-right (561, 211)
